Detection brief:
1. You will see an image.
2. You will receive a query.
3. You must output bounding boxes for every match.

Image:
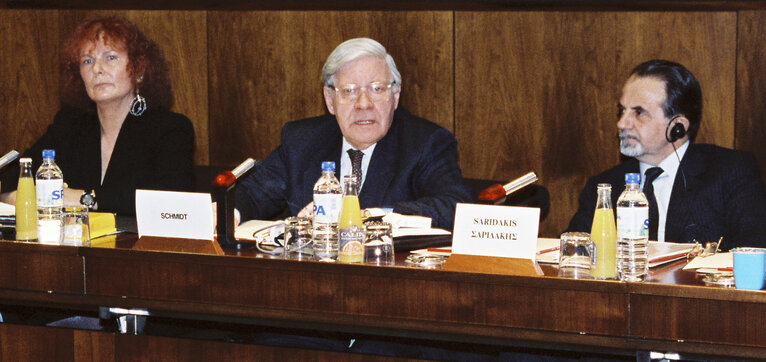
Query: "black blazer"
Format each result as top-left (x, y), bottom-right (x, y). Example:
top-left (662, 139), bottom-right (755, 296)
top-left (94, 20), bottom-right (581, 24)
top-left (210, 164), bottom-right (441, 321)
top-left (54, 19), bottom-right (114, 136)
top-left (0, 108), bottom-right (195, 215)
top-left (236, 108), bottom-right (474, 229)
top-left (567, 143), bottom-right (766, 250)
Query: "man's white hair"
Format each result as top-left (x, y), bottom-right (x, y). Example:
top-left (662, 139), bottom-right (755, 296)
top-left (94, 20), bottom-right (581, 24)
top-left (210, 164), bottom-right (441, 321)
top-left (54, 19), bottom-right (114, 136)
top-left (321, 38), bottom-right (401, 92)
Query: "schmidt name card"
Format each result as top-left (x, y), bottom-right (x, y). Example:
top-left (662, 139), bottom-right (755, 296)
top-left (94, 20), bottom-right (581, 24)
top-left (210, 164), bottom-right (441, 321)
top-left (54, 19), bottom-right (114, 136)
top-left (451, 203), bottom-right (540, 259)
top-left (136, 189), bottom-right (214, 240)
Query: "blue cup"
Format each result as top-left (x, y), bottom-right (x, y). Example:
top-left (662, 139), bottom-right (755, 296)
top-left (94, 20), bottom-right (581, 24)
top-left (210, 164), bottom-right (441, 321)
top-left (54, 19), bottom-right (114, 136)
top-left (732, 248), bottom-right (766, 290)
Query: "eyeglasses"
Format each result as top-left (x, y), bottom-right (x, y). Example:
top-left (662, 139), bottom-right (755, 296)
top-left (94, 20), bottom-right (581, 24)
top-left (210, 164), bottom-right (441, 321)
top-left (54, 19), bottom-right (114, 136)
top-left (331, 82), bottom-right (395, 104)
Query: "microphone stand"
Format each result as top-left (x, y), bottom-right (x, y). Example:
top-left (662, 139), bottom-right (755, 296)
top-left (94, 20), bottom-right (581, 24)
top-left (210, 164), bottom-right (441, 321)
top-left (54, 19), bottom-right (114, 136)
top-left (212, 158), bottom-right (256, 250)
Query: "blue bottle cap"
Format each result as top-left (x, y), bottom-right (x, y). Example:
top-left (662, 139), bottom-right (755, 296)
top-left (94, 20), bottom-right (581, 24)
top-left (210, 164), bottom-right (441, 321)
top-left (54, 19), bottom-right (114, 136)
top-left (321, 161), bottom-right (336, 172)
top-left (42, 149), bottom-right (55, 160)
top-left (625, 173), bottom-right (641, 184)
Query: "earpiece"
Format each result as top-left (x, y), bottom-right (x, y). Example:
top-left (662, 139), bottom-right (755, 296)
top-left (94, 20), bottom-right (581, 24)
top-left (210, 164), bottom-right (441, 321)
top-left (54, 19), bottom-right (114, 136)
top-left (666, 117), bottom-right (687, 143)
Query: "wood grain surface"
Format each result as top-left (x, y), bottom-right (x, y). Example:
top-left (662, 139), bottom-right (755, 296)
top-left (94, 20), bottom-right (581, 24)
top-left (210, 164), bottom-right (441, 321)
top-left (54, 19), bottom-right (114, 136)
top-left (0, 324), bottom-right (114, 361)
top-left (735, 11), bottom-right (766, 179)
top-left (0, 9), bottom-right (763, 238)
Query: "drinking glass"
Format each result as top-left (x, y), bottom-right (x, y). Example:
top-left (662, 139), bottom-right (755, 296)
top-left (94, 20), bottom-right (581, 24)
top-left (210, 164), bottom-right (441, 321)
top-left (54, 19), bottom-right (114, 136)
top-left (284, 216), bottom-right (313, 260)
top-left (732, 247), bottom-right (766, 290)
top-left (363, 221), bottom-right (394, 266)
top-left (63, 205), bottom-right (90, 246)
top-left (558, 232), bottom-right (595, 279)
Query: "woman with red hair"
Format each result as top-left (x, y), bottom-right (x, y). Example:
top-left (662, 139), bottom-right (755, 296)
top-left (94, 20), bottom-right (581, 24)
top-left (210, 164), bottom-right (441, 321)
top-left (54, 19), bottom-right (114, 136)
top-left (1, 16), bottom-right (194, 215)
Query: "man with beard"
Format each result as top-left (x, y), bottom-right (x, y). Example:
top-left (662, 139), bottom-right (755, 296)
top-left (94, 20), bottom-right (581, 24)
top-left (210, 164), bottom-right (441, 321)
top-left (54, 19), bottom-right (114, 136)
top-left (566, 60), bottom-right (766, 250)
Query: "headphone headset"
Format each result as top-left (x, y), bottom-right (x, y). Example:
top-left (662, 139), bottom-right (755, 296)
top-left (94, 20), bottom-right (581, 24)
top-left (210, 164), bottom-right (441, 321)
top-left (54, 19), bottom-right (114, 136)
top-left (665, 116), bottom-right (689, 190)
top-left (666, 116), bottom-right (687, 143)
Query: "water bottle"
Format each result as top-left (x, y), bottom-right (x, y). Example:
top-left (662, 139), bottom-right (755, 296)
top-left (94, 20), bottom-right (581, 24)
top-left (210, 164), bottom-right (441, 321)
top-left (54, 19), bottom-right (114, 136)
top-left (36, 149), bottom-right (64, 244)
top-left (312, 161), bottom-right (342, 261)
top-left (616, 173), bottom-right (649, 282)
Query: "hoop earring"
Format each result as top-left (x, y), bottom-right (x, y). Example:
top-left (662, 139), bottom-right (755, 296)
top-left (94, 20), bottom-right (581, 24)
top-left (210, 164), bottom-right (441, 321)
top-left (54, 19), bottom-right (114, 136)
top-left (129, 89), bottom-right (147, 116)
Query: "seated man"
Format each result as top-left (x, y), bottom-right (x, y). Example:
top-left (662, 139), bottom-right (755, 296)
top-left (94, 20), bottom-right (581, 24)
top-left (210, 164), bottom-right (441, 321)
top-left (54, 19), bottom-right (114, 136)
top-left (567, 59), bottom-right (766, 249)
top-left (236, 38), bottom-right (473, 229)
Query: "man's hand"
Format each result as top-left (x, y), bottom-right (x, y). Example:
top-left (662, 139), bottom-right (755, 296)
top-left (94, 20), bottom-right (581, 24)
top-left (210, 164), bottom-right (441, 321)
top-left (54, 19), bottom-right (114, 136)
top-left (297, 202), bottom-right (314, 217)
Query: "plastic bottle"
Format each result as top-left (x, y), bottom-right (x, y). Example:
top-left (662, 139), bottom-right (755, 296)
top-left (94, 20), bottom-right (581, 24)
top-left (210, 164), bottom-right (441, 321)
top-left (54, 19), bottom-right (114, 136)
top-left (35, 149), bottom-right (64, 244)
top-left (15, 158), bottom-right (37, 241)
top-left (312, 161), bottom-right (342, 261)
top-left (616, 173), bottom-right (649, 282)
top-left (591, 183), bottom-right (617, 279)
top-left (338, 175), bottom-right (364, 263)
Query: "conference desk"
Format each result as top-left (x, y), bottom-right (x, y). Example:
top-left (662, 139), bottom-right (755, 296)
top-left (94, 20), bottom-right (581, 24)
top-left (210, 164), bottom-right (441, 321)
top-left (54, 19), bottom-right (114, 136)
top-left (1, 234), bottom-right (765, 360)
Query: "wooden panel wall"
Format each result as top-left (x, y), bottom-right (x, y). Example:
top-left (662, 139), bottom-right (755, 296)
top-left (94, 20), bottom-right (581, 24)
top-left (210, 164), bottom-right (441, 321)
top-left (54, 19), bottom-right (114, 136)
top-left (0, 9), bottom-right (764, 236)
top-left (736, 11), bottom-right (766, 170)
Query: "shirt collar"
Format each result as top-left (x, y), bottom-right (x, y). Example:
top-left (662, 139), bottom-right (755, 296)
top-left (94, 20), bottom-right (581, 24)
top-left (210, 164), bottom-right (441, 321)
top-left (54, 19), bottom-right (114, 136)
top-left (341, 138), bottom-right (377, 155)
top-left (639, 140), bottom-right (689, 186)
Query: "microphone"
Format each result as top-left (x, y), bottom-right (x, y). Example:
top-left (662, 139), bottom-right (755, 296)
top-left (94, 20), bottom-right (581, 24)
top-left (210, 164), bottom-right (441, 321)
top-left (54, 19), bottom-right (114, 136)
top-left (478, 171), bottom-right (538, 201)
top-left (0, 150), bottom-right (20, 171)
top-left (212, 158), bottom-right (256, 187)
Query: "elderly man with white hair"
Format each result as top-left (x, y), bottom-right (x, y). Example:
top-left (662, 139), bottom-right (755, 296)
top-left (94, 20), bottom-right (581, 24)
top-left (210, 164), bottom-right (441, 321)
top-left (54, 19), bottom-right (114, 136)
top-left (236, 37), bottom-right (472, 229)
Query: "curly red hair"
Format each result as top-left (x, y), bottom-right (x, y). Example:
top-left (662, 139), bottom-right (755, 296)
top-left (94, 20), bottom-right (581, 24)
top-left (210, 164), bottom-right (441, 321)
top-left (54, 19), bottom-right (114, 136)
top-left (60, 16), bottom-right (173, 112)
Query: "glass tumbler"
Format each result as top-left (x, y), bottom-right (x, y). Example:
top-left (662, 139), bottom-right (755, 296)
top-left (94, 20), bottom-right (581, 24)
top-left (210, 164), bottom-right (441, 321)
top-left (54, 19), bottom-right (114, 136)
top-left (558, 232), bottom-right (595, 279)
top-left (63, 205), bottom-right (90, 246)
top-left (363, 221), bottom-right (394, 266)
top-left (284, 216), bottom-right (313, 260)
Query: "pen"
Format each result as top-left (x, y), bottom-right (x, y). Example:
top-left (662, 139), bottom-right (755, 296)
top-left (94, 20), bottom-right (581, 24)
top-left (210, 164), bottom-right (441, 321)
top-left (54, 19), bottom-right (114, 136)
top-left (537, 246), bottom-right (559, 254)
top-left (427, 247), bottom-right (451, 253)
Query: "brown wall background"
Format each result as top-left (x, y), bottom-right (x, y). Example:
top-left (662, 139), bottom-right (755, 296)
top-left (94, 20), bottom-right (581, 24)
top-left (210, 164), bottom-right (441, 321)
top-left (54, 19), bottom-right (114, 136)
top-left (1, 9), bottom-right (764, 237)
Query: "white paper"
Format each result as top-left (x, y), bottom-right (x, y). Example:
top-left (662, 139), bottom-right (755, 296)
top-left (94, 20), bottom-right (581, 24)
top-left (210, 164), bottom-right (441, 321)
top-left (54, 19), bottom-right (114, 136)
top-left (0, 202), bottom-right (14, 215)
top-left (683, 252), bottom-right (733, 270)
top-left (451, 203), bottom-right (540, 259)
top-left (235, 219), bottom-right (284, 241)
top-left (135, 190), bottom-right (214, 240)
top-left (383, 212), bottom-right (431, 229)
top-left (393, 227), bottom-right (450, 238)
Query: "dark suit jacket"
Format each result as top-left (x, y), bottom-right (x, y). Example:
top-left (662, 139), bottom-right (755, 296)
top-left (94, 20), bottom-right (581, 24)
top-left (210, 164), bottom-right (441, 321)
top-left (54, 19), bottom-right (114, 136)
top-left (0, 108), bottom-right (195, 215)
top-left (236, 108), bottom-right (474, 230)
top-left (567, 143), bottom-right (766, 250)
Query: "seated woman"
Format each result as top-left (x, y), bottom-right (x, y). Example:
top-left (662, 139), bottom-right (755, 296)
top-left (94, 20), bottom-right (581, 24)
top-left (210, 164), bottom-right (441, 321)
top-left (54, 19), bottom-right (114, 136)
top-left (0, 16), bottom-right (195, 215)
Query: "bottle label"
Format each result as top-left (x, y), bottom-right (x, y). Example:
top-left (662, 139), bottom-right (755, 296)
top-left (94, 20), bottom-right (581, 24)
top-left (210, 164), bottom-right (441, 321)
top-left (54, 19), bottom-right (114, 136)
top-left (338, 224), bottom-right (364, 259)
top-left (36, 179), bottom-right (64, 208)
top-left (37, 218), bottom-right (62, 244)
top-left (616, 206), bottom-right (649, 239)
top-left (313, 194), bottom-right (341, 223)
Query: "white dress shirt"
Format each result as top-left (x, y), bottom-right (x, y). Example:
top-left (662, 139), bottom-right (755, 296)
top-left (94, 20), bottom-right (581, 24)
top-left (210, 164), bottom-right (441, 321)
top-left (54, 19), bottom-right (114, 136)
top-left (340, 138), bottom-right (376, 193)
top-left (639, 141), bottom-right (689, 242)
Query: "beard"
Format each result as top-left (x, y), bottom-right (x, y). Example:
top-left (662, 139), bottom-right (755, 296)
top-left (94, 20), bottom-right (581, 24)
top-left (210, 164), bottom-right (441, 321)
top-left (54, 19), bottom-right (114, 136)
top-left (619, 132), bottom-right (644, 158)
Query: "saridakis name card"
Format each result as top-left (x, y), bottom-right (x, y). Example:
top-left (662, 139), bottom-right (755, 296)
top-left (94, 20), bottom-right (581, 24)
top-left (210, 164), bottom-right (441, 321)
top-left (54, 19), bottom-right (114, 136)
top-left (451, 203), bottom-right (540, 260)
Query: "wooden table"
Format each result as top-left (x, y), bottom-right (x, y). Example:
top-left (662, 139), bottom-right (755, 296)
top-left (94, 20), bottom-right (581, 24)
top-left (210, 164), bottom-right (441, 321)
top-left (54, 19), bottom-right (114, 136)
top-left (1, 235), bottom-right (765, 360)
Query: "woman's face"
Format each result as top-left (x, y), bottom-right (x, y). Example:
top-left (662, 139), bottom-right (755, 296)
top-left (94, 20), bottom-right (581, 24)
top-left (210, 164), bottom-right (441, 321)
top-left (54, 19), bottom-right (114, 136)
top-left (79, 38), bottom-right (135, 107)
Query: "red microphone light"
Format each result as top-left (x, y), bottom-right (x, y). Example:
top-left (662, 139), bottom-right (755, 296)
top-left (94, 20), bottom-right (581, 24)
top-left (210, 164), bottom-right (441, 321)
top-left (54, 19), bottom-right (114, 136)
top-left (212, 171), bottom-right (237, 187)
top-left (478, 184), bottom-right (506, 201)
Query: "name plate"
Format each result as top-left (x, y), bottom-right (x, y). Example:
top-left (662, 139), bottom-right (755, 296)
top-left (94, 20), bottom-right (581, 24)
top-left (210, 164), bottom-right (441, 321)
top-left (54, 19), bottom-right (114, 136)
top-left (451, 203), bottom-right (540, 260)
top-left (135, 190), bottom-right (214, 240)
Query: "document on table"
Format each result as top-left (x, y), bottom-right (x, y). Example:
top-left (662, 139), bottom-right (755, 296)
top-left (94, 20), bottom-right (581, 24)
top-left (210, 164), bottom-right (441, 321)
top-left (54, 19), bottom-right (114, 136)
top-left (413, 238), bottom-right (695, 267)
top-left (535, 240), bottom-right (694, 267)
top-left (683, 252), bottom-right (733, 271)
